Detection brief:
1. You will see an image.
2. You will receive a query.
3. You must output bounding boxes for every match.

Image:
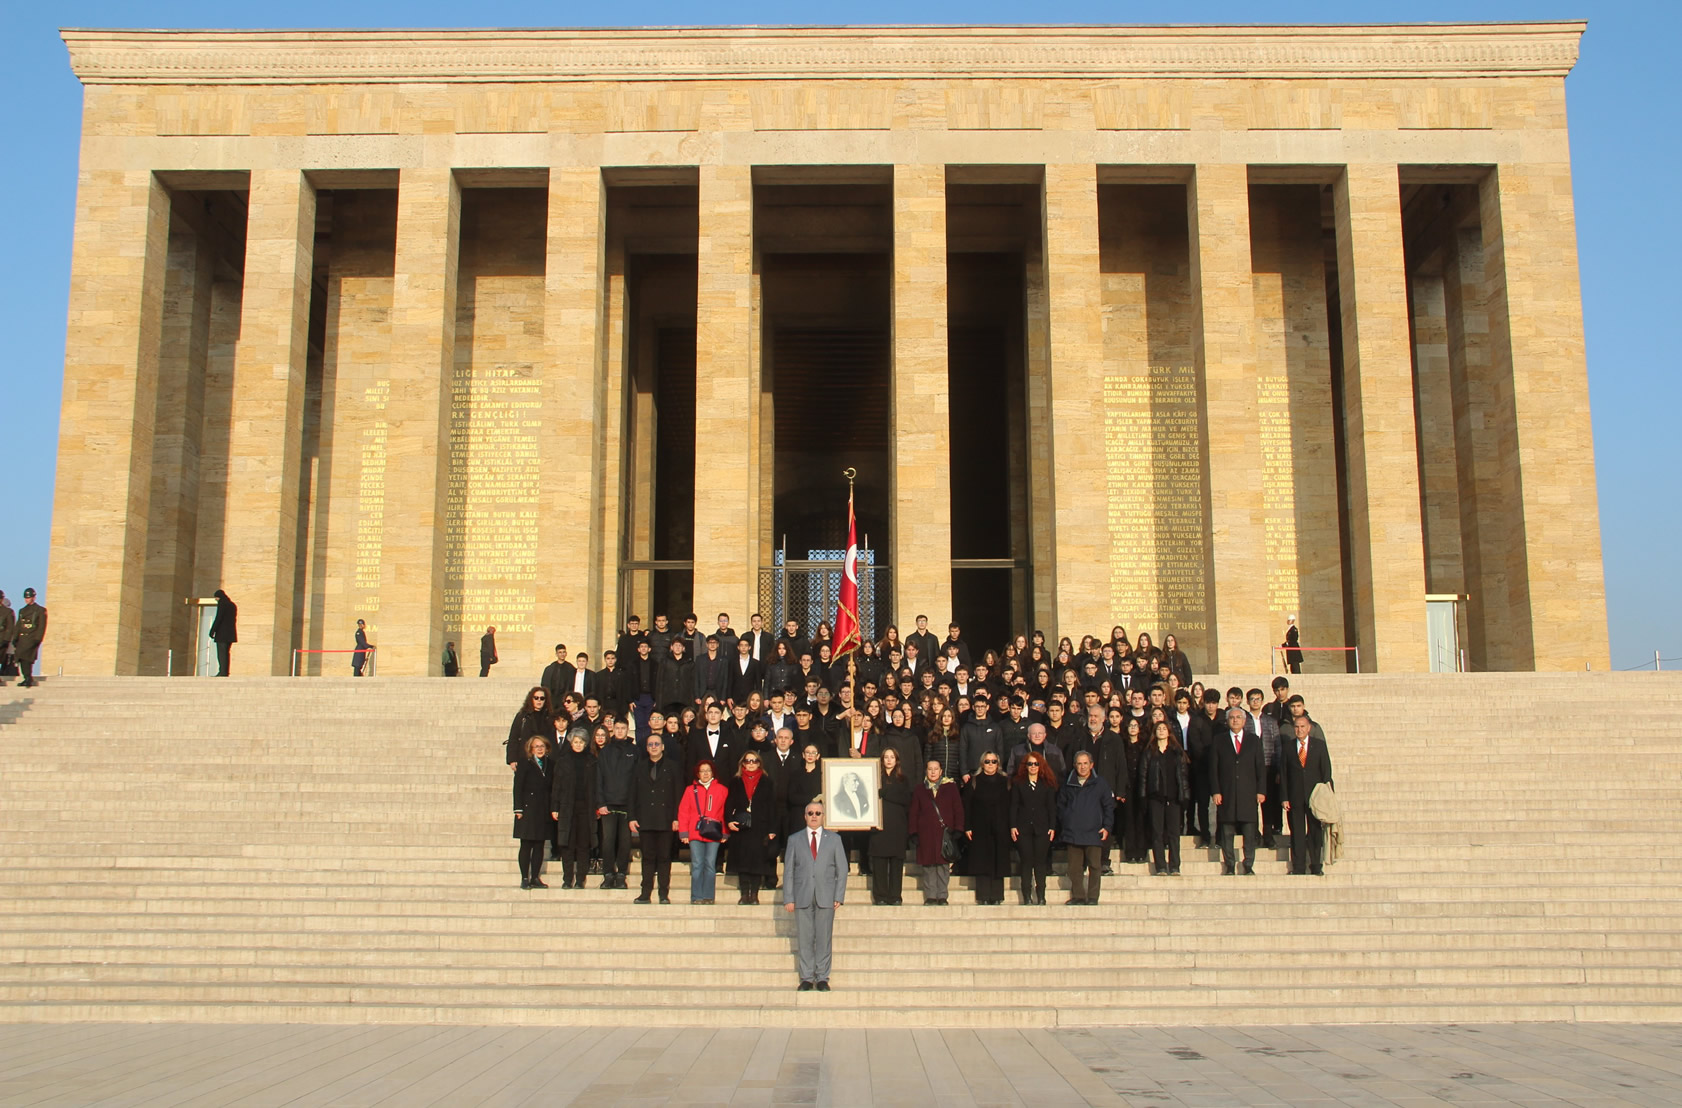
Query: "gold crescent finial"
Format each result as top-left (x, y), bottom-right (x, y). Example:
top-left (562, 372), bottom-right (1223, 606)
top-left (842, 467), bottom-right (857, 481)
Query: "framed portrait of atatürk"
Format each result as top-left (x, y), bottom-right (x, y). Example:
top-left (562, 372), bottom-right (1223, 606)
top-left (822, 759), bottom-right (881, 831)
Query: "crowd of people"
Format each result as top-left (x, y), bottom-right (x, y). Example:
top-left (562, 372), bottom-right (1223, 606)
top-left (508, 612), bottom-right (1335, 908)
top-left (0, 588), bottom-right (47, 688)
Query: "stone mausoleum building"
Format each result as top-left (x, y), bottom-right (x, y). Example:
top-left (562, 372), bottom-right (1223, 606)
top-left (48, 23), bottom-right (1608, 678)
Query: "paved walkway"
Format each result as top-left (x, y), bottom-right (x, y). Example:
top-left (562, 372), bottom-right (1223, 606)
top-left (1, 1022), bottom-right (1679, 1106)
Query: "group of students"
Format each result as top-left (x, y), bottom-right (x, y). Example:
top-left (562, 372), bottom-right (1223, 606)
top-left (509, 613), bottom-right (1335, 905)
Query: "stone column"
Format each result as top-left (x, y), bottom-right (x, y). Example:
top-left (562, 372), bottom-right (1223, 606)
top-left (221, 169), bottom-right (317, 675)
top-left (1478, 163), bottom-right (1609, 670)
top-left (891, 163), bottom-right (953, 630)
top-left (377, 169), bottom-right (460, 675)
top-left (691, 165), bottom-right (760, 628)
top-left (1042, 163), bottom-right (1106, 639)
top-left (1333, 165), bottom-right (1429, 672)
top-left (1188, 164), bottom-right (1268, 672)
top-left (534, 165), bottom-right (605, 661)
top-left (1442, 226), bottom-right (1508, 671)
top-left (47, 170), bottom-right (171, 675)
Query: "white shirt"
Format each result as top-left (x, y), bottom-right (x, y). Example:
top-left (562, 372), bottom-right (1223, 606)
top-left (752, 634), bottom-right (761, 661)
top-left (707, 730), bottom-right (721, 755)
top-left (573, 669), bottom-right (586, 694)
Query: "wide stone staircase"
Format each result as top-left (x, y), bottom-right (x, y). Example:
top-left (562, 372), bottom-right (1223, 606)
top-left (1, 673), bottom-right (1678, 1028)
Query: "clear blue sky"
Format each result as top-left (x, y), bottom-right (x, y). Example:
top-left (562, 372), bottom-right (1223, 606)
top-left (4, 2), bottom-right (1675, 670)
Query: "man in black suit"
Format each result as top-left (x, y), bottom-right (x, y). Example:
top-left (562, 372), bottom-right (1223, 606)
top-left (941, 623), bottom-right (971, 671)
top-left (595, 650), bottom-right (627, 717)
top-left (540, 644), bottom-right (575, 705)
top-left (479, 626), bottom-right (497, 678)
top-left (697, 636), bottom-right (730, 705)
top-left (1213, 706), bottom-right (1266, 875)
top-left (742, 612), bottom-right (774, 668)
top-left (629, 734), bottom-right (683, 904)
top-left (727, 635), bottom-right (766, 706)
top-left (905, 615), bottom-right (939, 671)
top-left (615, 615), bottom-right (648, 672)
top-left (688, 702), bottom-right (740, 782)
top-left (1281, 714), bottom-right (1334, 875)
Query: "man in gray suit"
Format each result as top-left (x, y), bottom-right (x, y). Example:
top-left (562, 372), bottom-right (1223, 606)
top-left (783, 800), bottom-right (848, 991)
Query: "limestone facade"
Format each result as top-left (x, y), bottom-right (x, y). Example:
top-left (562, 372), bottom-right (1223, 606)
top-left (47, 23), bottom-right (1609, 675)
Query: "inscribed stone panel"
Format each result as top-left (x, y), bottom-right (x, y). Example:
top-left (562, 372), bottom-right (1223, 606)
top-left (443, 191), bottom-right (545, 659)
top-left (1098, 186), bottom-right (1207, 645)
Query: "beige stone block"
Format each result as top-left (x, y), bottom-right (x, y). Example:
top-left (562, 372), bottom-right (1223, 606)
top-left (1410, 273), bottom-right (1465, 596)
top-left (377, 169), bottom-right (460, 675)
top-left (46, 170), bottom-right (171, 675)
top-left (1442, 226), bottom-right (1512, 671)
top-left (1189, 164), bottom-right (1267, 672)
top-left (1248, 185), bottom-right (1345, 672)
top-left (691, 164), bottom-right (759, 625)
top-left (1042, 163), bottom-right (1106, 639)
top-left (1096, 184), bottom-right (1205, 659)
top-left (533, 166), bottom-right (606, 662)
top-left (221, 169), bottom-right (316, 675)
top-left (890, 164), bottom-right (953, 631)
top-left (1478, 163), bottom-right (1609, 671)
top-left (1334, 164), bottom-right (1429, 672)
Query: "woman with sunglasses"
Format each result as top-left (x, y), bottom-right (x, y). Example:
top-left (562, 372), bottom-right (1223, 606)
top-left (964, 749), bottom-right (1013, 905)
top-left (506, 686), bottom-right (554, 767)
top-left (1010, 752), bottom-right (1058, 904)
top-left (725, 748), bottom-right (780, 904)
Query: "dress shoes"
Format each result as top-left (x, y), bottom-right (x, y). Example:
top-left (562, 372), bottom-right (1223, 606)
top-left (815, 981), bottom-right (830, 992)
top-left (1102, 865), bottom-right (1115, 877)
top-left (633, 895), bottom-right (651, 904)
top-left (797, 980), bottom-right (814, 992)
top-left (530, 879), bottom-right (549, 889)
top-left (1168, 868), bottom-right (1181, 876)
top-left (1221, 866), bottom-right (1235, 876)
top-left (520, 880), bottom-right (532, 890)
top-left (1242, 867), bottom-right (1255, 876)
top-left (659, 895), bottom-right (671, 904)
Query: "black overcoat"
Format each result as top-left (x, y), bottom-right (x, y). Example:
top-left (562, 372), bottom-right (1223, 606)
top-left (963, 772), bottom-right (1013, 878)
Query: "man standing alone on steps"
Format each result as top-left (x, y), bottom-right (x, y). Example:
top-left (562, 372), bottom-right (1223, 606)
top-left (13, 590), bottom-right (47, 688)
top-left (352, 620), bottom-right (373, 677)
top-left (784, 800), bottom-right (847, 992)
top-left (208, 589), bottom-right (235, 677)
top-left (480, 626), bottom-right (498, 678)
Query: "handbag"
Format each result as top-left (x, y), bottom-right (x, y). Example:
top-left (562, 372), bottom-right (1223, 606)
top-left (929, 783), bottom-right (963, 864)
top-left (692, 785), bottom-right (724, 841)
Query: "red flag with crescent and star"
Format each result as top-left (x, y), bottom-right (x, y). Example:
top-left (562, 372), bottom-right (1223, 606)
top-left (832, 486), bottom-right (862, 658)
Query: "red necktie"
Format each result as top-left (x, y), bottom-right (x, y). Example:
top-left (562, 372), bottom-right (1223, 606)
top-left (1234, 734), bottom-right (1242, 755)
top-left (810, 831), bottom-right (818, 859)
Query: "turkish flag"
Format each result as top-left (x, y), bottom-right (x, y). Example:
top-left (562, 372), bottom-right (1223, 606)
top-left (832, 486), bottom-right (862, 659)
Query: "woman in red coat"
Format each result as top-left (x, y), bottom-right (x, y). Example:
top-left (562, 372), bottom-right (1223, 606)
top-left (677, 760), bottom-right (728, 904)
top-left (907, 759), bottom-right (964, 905)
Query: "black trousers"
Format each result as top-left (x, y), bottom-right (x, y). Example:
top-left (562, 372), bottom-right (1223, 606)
top-left (518, 840), bottom-right (545, 882)
top-left (352, 650), bottom-right (367, 676)
top-left (844, 831), bottom-right (871, 875)
top-left (974, 875), bottom-right (1004, 903)
top-left (215, 641), bottom-right (231, 677)
top-left (599, 811), bottom-right (631, 877)
top-left (1017, 834), bottom-right (1052, 901)
top-left (1148, 799), bottom-right (1182, 872)
top-left (1287, 806), bottom-right (1325, 874)
top-left (1123, 796), bottom-right (1149, 861)
top-left (559, 838), bottom-right (591, 884)
top-left (1262, 764), bottom-right (1284, 837)
top-left (1187, 785), bottom-right (1212, 840)
top-left (639, 829), bottom-right (675, 896)
top-left (1218, 819), bottom-right (1258, 873)
top-left (15, 642), bottom-right (40, 685)
top-left (870, 855), bottom-right (904, 903)
top-left (479, 662), bottom-right (492, 677)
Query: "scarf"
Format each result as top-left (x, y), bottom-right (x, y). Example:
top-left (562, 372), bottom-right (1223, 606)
top-left (740, 766), bottom-right (764, 799)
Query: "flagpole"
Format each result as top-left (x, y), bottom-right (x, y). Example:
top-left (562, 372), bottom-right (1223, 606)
top-left (844, 467), bottom-right (857, 705)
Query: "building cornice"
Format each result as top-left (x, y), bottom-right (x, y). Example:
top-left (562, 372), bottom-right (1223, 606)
top-left (61, 23), bottom-right (1585, 85)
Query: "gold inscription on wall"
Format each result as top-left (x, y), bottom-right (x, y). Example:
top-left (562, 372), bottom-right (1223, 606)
top-left (443, 363), bottom-right (540, 637)
top-left (1103, 366), bottom-right (1207, 634)
top-left (1258, 374), bottom-right (1301, 616)
top-left (354, 379), bottom-right (388, 613)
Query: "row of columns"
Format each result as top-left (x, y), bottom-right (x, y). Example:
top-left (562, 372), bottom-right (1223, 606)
top-left (49, 159), bottom-right (1604, 675)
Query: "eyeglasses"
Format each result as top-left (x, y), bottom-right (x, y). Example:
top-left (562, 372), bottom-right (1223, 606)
top-left (742, 758), bottom-right (760, 765)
